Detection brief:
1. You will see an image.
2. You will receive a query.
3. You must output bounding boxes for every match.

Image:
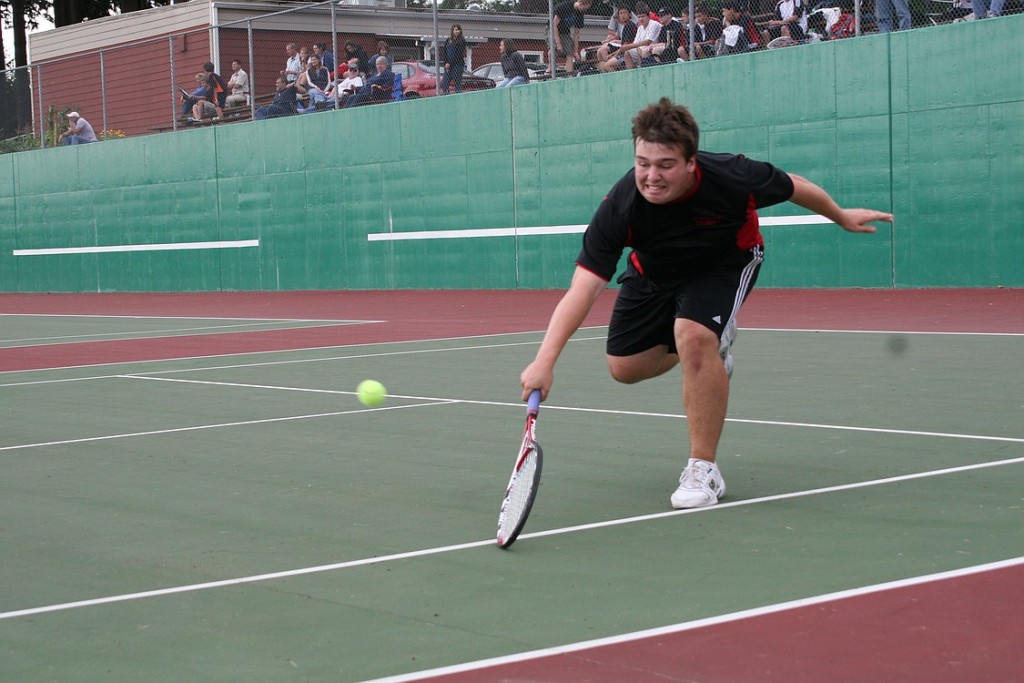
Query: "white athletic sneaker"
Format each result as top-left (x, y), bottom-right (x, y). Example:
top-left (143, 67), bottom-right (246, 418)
top-left (718, 319), bottom-right (738, 378)
top-left (670, 459), bottom-right (726, 509)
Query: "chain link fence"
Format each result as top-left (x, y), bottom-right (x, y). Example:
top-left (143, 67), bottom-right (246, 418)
top-left (1, 0), bottom-right (1015, 151)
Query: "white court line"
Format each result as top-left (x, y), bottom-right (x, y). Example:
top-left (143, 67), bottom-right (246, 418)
top-left (0, 399), bottom-right (455, 453)
top-left (2, 458), bottom-right (1021, 622)
top-left (2, 325), bottom-right (1019, 378)
top-left (0, 313), bottom-right (370, 322)
top-left (0, 328), bottom-right (590, 376)
top-left (2, 374), bottom-right (1021, 450)
top-left (1, 321), bottom-right (353, 346)
top-left (357, 556), bottom-right (1024, 683)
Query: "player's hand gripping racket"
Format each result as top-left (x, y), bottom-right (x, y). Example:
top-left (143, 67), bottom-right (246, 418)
top-left (496, 389), bottom-right (544, 549)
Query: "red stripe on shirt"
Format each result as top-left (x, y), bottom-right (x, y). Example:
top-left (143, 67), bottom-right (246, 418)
top-left (736, 194), bottom-right (764, 250)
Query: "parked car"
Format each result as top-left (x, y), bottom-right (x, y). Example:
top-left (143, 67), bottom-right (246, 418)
top-left (471, 62), bottom-right (565, 84)
top-left (390, 60), bottom-right (495, 99)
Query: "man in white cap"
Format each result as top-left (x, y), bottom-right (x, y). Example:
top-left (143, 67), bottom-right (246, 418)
top-left (59, 112), bottom-right (98, 145)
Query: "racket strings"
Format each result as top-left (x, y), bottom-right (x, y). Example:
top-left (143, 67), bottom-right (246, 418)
top-left (498, 446), bottom-right (539, 539)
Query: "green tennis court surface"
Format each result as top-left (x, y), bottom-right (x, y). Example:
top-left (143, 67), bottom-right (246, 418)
top-left (2, 311), bottom-right (1021, 681)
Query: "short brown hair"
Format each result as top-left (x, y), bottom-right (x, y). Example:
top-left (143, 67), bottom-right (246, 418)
top-left (631, 98), bottom-right (700, 159)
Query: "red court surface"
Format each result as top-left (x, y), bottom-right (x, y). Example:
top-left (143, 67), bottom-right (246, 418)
top-left (409, 560), bottom-right (1024, 683)
top-left (1, 288), bottom-right (1021, 372)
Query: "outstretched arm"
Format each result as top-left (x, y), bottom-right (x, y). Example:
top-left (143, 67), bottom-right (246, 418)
top-left (520, 266), bottom-right (607, 401)
top-left (788, 173), bottom-right (893, 233)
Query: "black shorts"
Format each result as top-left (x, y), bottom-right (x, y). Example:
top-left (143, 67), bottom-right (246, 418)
top-left (606, 247), bottom-right (763, 356)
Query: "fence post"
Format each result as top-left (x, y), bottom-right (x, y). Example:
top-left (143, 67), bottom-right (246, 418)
top-left (170, 36), bottom-right (179, 132)
top-left (100, 49), bottom-right (108, 140)
top-left (35, 64), bottom-right (45, 149)
top-left (247, 20), bottom-right (256, 119)
top-left (331, 6), bottom-right (340, 108)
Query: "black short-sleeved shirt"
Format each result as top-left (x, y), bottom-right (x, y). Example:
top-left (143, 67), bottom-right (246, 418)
top-left (662, 19), bottom-right (684, 54)
top-left (577, 151), bottom-right (794, 286)
top-left (555, 1), bottom-right (587, 35)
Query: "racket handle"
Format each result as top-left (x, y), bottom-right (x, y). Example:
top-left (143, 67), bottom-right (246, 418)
top-left (527, 389), bottom-right (542, 414)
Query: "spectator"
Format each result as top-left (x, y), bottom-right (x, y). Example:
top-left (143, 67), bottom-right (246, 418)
top-left (619, 4), bottom-right (662, 68)
top-left (651, 7), bottom-right (687, 62)
top-left (326, 62), bottom-right (364, 106)
top-left (203, 61), bottom-right (228, 118)
top-left (875, 0), bottom-right (912, 30)
top-left (973, 0), bottom-right (1010, 17)
top-left (283, 43), bottom-right (302, 83)
top-left (371, 41), bottom-right (392, 71)
top-left (719, 10), bottom-right (753, 54)
top-left (313, 42), bottom-right (335, 75)
top-left (806, 9), bottom-right (829, 41)
top-left (828, 0), bottom-right (857, 38)
top-left (762, 0), bottom-right (808, 44)
top-left (298, 46), bottom-right (310, 71)
top-left (721, 1), bottom-right (760, 51)
top-left (225, 59), bottom-right (250, 108)
top-left (593, 6), bottom-right (638, 64)
top-left (255, 77), bottom-right (298, 120)
top-left (344, 41), bottom-right (371, 77)
top-left (180, 72), bottom-right (211, 119)
top-left (693, 6), bottom-right (724, 58)
top-left (553, 0), bottom-right (593, 75)
top-left (58, 111), bottom-right (98, 145)
top-left (441, 24), bottom-right (467, 95)
top-left (296, 54), bottom-right (332, 112)
top-left (343, 58), bottom-right (395, 108)
top-left (497, 38), bottom-right (531, 87)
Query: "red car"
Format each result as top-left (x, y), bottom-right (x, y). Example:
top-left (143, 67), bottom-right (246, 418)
top-left (390, 60), bottom-right (496, 99)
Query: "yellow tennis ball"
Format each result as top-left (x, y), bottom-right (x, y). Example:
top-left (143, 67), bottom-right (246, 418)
top-left (356, 380), bottom-right (387, 407)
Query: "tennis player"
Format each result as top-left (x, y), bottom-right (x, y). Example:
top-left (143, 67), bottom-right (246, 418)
top-left (520, 98), bottom-right (892, 509)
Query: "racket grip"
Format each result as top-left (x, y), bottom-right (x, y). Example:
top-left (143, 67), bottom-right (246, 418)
top-left (527, 389), bottom-right (542, 413)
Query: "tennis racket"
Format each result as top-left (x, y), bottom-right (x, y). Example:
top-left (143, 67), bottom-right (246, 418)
top-left (496, 389), bottom-right (544, 549)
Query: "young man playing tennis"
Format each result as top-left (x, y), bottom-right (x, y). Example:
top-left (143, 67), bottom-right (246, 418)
top-left (520, 98), bottom-right (892, 509)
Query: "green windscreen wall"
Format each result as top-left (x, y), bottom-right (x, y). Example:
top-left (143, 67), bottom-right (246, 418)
top-left (2, 16), bottom-right (1021, 293)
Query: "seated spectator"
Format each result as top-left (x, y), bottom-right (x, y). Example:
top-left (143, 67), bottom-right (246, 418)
top-left (203, 61), bottom-right (228, 118)
top-left (313, 42), bottom-right (335, 75)
top-left (343, 59), bottom-right (395, 107)
top-left (693, 7), bottom-right (725, 58)
top-left (326, 62), bottom-right (364, 106)
top-left (599, 3), bottom-right (662, 71)
top-left (370, 41), bottom-right (392, 71)
top-left (180, 72), bottom-right (210, 118)
top-left (626, 6), bottom-right (664, 67)
top-left (762, 0), bottom-right (808, 45)
top-left (225, 59), bottom-right (250, 108)
top-left (343, 41), bottom-right (370, 77)
top-left (296, 54), bottom-right (332, 112)
top-left (828, 0), bottom-right (857, 38)
top-left (721, 1), bottom-right (761, 51)
top-left (650, 7), bottom-right (687, 62)
top-left (58, 111), bottom-right (98, 145)
top-left (255, 77), bottom-right (298, 120)
top-left (593, 6), bottom-right (638, 64)
top-left (806, 8), bottom-right (829, 41)
top-left (497, 38), bottom-right (531, 87)
top-left (720, 12), bottom-right (753, 54)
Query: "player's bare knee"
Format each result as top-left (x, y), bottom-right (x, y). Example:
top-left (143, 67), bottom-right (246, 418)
top-left (675, 322), bottom-right (718, 371)
top-left (608, 360), bottom-right (644, 384)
